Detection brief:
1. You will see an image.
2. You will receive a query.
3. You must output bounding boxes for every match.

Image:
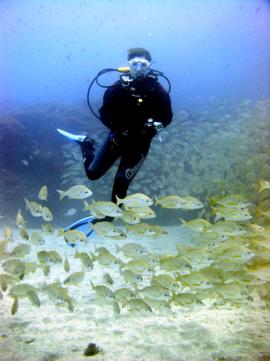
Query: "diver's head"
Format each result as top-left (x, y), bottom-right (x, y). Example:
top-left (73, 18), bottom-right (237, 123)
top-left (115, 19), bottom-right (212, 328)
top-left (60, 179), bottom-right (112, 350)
top-left (127, 47), bottom-right (152, 80)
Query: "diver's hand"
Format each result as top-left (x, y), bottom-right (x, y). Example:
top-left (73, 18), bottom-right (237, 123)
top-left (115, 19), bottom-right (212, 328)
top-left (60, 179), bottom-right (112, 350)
top-left (143, 125), bottom-right (157, 138)
top-left (143, 118), bottom-right (163, 138)
top-left (111, 129), bottom-right (128, 146)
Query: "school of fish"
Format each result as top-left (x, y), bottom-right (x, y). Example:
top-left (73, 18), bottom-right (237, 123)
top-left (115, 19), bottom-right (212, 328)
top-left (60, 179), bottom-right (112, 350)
top-left (0, 179), bottom-right (270, 316)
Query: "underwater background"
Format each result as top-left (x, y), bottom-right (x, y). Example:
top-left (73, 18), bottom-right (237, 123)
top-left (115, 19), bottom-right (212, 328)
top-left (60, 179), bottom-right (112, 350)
top-left (1, 1), bottom-right (270, 361)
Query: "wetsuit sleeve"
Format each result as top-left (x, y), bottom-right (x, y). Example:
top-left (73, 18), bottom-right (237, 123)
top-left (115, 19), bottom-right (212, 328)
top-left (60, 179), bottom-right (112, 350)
top-left (99, 82), bottom-right (123, 131)
top-left (153, 84), bottom-right (173, 128)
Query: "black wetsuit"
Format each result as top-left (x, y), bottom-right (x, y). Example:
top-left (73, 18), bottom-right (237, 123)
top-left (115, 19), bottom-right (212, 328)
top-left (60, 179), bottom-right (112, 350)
top-left (82, 73), bottom-right (173, 203)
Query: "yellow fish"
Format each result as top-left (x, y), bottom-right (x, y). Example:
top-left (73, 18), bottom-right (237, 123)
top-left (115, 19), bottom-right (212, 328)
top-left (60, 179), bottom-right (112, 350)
top-left (84, 201), bottom-right (124, 217)
top-left (90, 282), bottom-right (115, 301)
top-left (208, 221), bottom-right (248, 237)
top-left (212, 206), bottom-right (252, 222)
top-left (16, 210), bottom-right (27, 228)
top-left (116, 193), bottom-right (153, 208)
top-left (159, 256), bottom-right (192, 274)
top-left (64, 254), bottom-right (70, 272)
top-left (10, 243), bottom-right (31, 257)
top-left (144, 298), bottom-right (171, 313)
top-left (93, 250), bottom-right (122, 266)
top-left (42, 223), bottom-right (54, 235)
top-left (120, 209), bottom-right (141, 224)
top-left (9, 283), bottom-right (37, 298)
top-left (123, 260), bottom-right (153, 274)
top-left (209, 194), bottom-right (249, 208)
top-left (156, 195), bottom-right (203, 209)
top-left (11, 295), bottom-right (19, 315)
top-left (125, 298), bottom-right (152, 313)
top-left (74, 250), bottom-right (93, 269)
top-left (2, 259), bottom-right (25, 280)
top-left (155, 195), bottom-right (187, 209)
top-left (42, 207), bottom-right (53, 222)
top-left (124, 206), bottom-right (156, 219)
top-left (126, 223), bottom-right (165, 237)
top-left (116, 242), bottom-right (149, 259)
top-left (42, 282), bottom-right (74, 311)
top-left (182, 272), bottom-right (213, 289)
top-left (179, 218), bottom-right (211, 232)
top-left (138, 285), bottom-right (171, 301)
top-left (114, 287), bottom-right (136, 305)
top-left (24, 198), bottom-right (43, 217)
top-left (172, 292), bottom-right (202, 306)
top-left (151, 274), bottom-right (179, 292)
top-left (102, 273), bottom-right (114, 285)
top-left (58, 229), bottom-right (88, 243)
top-left (38, 185), bottom-right (48, 201)
top-left (258, 179), bottom-right (270, 193)
top-left (0, 274), bottom-right (18, 291)
top-left (27, 290), bottom-right (40, 307)
top-left (56, 184), bottom-right (92, 200)
top-left (3, 226), bottom-right (13, 239)
top-left (37, 250), bottom-right (62, 264)
top-left (121, 270), bottom-right (143, 285)
top-left (64, 271), bottom-right (85, 285)
top-left (19, 227), bottom-right (29, 240)
top-left (90, 222), bottom-right (126, 239)
top-left (31, 231), bottom-right (45, 245)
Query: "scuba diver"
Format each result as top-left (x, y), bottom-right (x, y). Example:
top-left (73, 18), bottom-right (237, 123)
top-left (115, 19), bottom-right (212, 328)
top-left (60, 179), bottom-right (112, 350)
top-left (57, 47), bottom-right (173, 219)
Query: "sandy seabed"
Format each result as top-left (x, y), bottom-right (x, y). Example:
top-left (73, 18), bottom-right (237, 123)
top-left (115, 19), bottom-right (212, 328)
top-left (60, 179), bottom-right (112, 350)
top-left (0, 226), bottom-right (270, 361)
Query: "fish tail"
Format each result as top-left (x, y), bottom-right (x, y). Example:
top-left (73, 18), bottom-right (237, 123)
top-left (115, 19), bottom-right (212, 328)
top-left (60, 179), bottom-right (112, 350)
top-left (83, 201), bottom-right (90, 210)
top-left (24, 198), bottom-right (30, 209)
top-left (56, 190), bottom-right (65, 200)
top-left (58, 228), bottom-right (64, 236)
top-left (154, 196), bottom-right (159, 205)
top-left (11, 295), bottom-right (19, 315)
top-left (115, 195), bottom-right (123, 206)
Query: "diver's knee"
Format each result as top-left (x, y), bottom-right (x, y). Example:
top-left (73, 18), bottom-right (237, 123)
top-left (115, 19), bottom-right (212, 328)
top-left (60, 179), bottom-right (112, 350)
top-left (85, 169), bottom-right (101, 180)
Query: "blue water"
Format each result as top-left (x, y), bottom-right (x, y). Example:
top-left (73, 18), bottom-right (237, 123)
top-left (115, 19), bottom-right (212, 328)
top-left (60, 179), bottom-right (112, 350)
top-left (0, 0), bottom-right (270, 225)
top-left (1, 3), bottom-right (270, 360)
top-left (1, 0), bottom-right (270, 109)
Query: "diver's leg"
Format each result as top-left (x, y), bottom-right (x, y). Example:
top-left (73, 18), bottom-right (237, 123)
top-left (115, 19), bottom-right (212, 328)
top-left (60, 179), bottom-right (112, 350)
top-left (57, 128), bottom-right (97, 169)
top-left (111, 139), bottom-right (151, 203)
top-left (85, 133), bottom-right (121, 180)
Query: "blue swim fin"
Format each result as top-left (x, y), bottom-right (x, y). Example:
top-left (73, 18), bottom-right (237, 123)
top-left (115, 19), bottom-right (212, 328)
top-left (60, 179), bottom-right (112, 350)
top-left (57, 128), bottom-right (87, 143)
top-left (64, 216), bottom-right (96, 247)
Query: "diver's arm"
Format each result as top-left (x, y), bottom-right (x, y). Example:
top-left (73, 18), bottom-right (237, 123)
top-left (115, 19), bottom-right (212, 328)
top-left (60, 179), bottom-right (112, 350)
top-left (99, 82), bottom-right (126, 131)
top-left (99, 87), bottom-right (116, 130)
top-left (153, 84), bottom-right (173, 128)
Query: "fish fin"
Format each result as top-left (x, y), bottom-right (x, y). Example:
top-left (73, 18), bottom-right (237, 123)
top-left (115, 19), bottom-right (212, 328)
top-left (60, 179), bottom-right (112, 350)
top-left (208, 197), bottom-right (216, 206)
top-left (115, 245), bottom-right (121, 253)
top-left (115, 195), bottom-right (123, 206)
top-left (56, 190), bottom-right (65, 200)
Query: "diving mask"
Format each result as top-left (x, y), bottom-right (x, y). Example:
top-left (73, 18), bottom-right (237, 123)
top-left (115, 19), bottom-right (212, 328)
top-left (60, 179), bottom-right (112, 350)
top-left (128, 57), bottom-right (151, 79)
